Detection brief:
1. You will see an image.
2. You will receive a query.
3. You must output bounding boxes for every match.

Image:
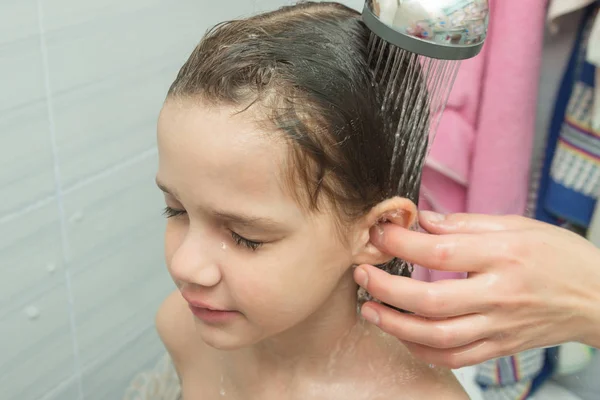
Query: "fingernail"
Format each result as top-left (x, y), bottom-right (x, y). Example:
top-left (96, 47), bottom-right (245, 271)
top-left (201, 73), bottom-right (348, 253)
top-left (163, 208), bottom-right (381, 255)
top-left (361, 306), bottom-right (380, 325)
top-left (354, 267), bottom-right (369, 288)
top-left (420, 210), bottom-right (445, 223)
top-left (370, 225), bottom-right (385, 247)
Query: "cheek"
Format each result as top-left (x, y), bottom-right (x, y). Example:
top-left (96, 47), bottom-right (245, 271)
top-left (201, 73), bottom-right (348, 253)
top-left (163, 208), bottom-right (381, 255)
top-left (230, 240), bottom-right (349, 320)
top-left (164, 221), bottom-right (185, 272)
top-left (233, 270), bottom-right (315, 328)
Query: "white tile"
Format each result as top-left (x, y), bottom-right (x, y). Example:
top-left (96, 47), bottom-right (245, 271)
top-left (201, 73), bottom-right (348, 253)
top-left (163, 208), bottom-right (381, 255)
top-left (0, 202), bottom-right (64, 312)
top-left (0, 102), bottom-right (56, 217)
top-left (62, 154), bottom-right (163, 268)
top-left (70, 230), bottom-right (171, 367)
top-left (0, 284), bottom-right (76, 400)
top-left (62, 156), bottom-right (172, 365)
top-left (43, 0), bottom-right (254, 96)
top-left (339, 0), bottom-right (365, 11)
top-left (255, 0), bottom-right (365, 13)
top-left (254, 0), bottom-right (287, 13)
top-left (81, 327), bottom-right (165, 400)
top-left (44, 0), bottom-right (253, 188)
top-left (0, 35), bottom-right (46, 113)
top-left (41, 376), bottom-right (81, 400)
top-left (0, 0), bottom-right (39, 46)
top-left (52, 63), bottom-right (173, 188)
top-left (40, 0), bottom-right (164, 32)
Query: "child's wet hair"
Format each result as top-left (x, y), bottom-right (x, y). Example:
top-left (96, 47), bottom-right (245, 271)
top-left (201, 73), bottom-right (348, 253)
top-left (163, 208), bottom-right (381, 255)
top-left (167, 1), bottom-right (423, 234)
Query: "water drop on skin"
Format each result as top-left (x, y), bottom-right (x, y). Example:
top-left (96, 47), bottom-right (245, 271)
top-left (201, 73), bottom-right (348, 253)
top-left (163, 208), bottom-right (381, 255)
top-left (219, 375), bottom-right (226, 396)
top-left (221, 242), bottom-right (227, 250)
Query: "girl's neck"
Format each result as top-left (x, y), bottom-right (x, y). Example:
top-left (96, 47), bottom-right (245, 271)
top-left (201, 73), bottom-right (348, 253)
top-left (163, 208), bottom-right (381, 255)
top-left (226, 270), bottom-right (370, 379)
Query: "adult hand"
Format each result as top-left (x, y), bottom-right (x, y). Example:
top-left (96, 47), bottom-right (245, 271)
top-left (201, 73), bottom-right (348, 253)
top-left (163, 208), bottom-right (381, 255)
top-left (354, 212), bottom-right (600, 368)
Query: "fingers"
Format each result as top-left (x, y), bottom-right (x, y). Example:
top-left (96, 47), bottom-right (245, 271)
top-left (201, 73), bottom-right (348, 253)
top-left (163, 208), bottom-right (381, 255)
top-left (419, 211), bottom-right (540, 235)
top-left (371, 224), bottom-right (499, 273)
top-left (361, 302), bottom-right (489, 349)
top-left (355, 265), bottom-right (489, 317)
top-left (402, 339), bottom-right (507, 369)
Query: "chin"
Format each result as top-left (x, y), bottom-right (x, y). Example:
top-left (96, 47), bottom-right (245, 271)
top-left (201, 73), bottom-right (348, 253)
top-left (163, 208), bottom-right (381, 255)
top-left (202, 337), bottom-right (243, 351)
top-left (196, 324), bottom-right (260, 351)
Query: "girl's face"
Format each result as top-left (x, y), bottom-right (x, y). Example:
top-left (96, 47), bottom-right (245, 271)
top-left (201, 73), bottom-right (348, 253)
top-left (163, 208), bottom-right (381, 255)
top-left (156, 99), bottom-right (365, 350)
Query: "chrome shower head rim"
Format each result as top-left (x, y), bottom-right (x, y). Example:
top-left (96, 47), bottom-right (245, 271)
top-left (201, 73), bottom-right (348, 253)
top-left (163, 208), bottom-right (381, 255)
top-left (362, 1), bottom-right (488, 61)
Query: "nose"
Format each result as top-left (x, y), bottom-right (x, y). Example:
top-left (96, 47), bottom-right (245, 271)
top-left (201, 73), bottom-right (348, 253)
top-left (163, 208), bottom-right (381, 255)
top-left (169, 231), bottom-right (222, 288)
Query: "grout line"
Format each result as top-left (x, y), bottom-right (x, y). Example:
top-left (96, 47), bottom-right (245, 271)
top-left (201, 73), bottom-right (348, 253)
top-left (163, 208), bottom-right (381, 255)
top-left (0, 147), bottom-right (157, 226)
top-left (78, 322), bottom-right (158, 374)
top-left (0, 194), bottom-right (56, 225)
top-left (63, 147), bottom-right (157, 195)
top-left (35, 2), bottom-right (84, 399)
top-left (37, 375), bottom-right (80, 400)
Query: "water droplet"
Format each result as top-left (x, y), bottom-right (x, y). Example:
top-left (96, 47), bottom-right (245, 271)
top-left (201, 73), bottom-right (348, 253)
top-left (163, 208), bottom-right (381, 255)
top-left (24, 306), bottom-right (40, 320)
top-left (221, 242), bottom-right (227, 250)
top-left (428, 363), bottom-right (435, 369)
top-left (219, 374), bottom-right (226, 396)
top-left (69, 211), bottom-right (84, 224)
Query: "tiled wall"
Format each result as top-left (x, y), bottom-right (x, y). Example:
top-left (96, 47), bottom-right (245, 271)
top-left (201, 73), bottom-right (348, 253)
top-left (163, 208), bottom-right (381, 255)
top-left (0, 1), bottom-right (363, 399)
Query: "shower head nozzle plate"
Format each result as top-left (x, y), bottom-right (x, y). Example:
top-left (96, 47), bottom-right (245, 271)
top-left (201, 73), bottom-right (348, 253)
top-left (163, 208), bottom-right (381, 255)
top-left (363, 0), bottom-right (489, 60)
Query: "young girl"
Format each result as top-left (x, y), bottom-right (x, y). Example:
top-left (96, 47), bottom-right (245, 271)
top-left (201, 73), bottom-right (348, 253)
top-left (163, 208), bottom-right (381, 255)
top-left (154, 2), bottom-right (468, 399)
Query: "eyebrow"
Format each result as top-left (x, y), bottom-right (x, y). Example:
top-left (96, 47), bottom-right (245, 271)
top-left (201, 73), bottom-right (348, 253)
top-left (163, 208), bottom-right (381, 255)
top-left (213, 211), bottom-right (282, 231)
top-left (156, 178), bottom-right (173, 195)
top-left (156, 178), bottom-right (285, 232)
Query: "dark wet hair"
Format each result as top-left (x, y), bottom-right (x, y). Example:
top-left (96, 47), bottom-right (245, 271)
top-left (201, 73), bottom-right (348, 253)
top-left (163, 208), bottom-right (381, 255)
top-left (168, 1), bottom-right (425, 215)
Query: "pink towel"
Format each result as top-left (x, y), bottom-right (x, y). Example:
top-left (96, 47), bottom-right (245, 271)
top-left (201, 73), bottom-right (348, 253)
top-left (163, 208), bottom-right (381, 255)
top-left (416, 0), bottom-right (547, 282)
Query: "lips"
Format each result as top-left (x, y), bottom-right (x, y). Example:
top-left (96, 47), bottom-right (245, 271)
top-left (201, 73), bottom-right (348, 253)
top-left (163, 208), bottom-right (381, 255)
top-left (180, 291), bottom-right (239, 324)
top-left (180, 292), bottom-right (231, 312)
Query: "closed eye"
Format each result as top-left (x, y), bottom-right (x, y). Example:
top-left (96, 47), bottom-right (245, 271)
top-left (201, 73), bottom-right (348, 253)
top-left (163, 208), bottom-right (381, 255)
top-left (163, 206), bottom-right (186, 218)
top-left (162, 206), bottom-right (264, 251)
top-left (231, 231), bottom-right (263, 251)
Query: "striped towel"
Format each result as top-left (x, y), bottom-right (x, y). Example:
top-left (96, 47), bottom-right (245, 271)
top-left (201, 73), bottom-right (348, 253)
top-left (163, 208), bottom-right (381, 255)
top-left (534, 3), bottom-right (600, 228)
top-left (475, 348), bottom-right (558, 400)
top-left (480, 3), bottom-right (599, 399)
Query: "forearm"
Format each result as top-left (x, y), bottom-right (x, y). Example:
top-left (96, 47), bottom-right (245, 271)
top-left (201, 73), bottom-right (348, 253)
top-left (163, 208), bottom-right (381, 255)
top-left (582, 292), bottom-right (600, 349)
top-left (578, 268), bottom-right (600, 349)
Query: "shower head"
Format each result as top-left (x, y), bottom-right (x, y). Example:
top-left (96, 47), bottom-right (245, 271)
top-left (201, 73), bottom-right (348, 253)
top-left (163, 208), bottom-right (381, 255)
top-left (359, 1), bottom-right (489, 282)
top-left (360, 0), bottom-right (490, 205)
top-left (363, 0), bottom-right (489, 60)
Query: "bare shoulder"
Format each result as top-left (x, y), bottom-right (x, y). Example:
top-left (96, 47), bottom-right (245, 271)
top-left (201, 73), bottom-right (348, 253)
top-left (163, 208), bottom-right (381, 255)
top-left (375, 362), bottom-right (467, 399)
top-left (369, 333), bottom-right (469, 399)
top-left (155, 291), bottom-right (223, 398)
top-left (407, 366), bottom-right (469, 399)
top-left (393, 353), bottom-right (469, 399)
top-left (155, 290), bottom-right (198, 374)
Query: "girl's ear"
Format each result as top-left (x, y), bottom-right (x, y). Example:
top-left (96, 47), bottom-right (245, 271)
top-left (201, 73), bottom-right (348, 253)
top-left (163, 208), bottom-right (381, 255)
top-left (350, 197), bottom-right (417, 266)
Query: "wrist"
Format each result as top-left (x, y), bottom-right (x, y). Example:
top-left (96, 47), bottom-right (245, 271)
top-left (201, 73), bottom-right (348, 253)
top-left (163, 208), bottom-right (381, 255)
top-left (581, 285), bottom-right (600, 349)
